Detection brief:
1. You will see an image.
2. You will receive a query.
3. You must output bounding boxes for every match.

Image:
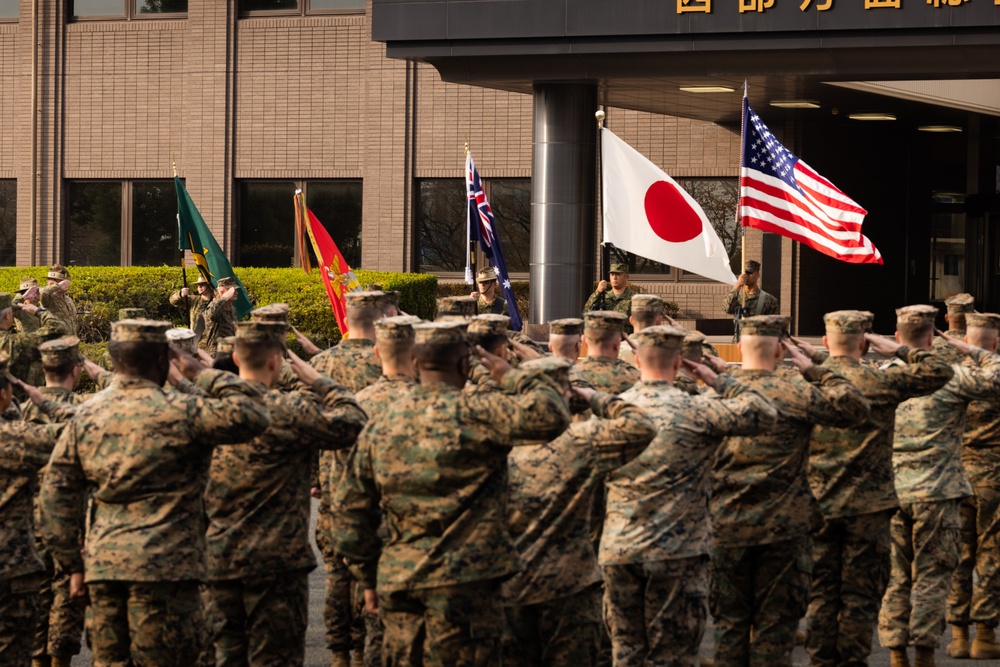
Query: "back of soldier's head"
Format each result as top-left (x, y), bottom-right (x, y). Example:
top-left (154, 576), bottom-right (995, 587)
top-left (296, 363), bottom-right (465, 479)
top-left (413, 322), bottom-right (469, 374)
top-left (584, 311), bottom-right (627, 348)
top-left (468, 314), bottom-right (510, 357)
top-left (738, 316), bottom-right (788, 365)
top-left (375, 315), bottom-right (420, 365)
top-left (108, 319), bottom-right (171, 383)
top-left (548, 319), bottom-right (583, 360)
top-left (630, 295), bottom-right (663, 332)
top-left (345, 291), bottom-right (387, 332)
top-left (40, 336), bottom-right (83, 382)
top-left (966, 313), bottom-right (1000, 351)
top-left (632, 325), bottom-right (685, 371)
top-left (895, 305), bottom-right (937, 345)
top-left (234, 322), bottom-right (286, 371)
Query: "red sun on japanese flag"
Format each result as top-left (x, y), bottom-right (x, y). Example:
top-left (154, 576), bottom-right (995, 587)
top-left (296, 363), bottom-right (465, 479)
top-left (643, 181), bottom-right (703, 244)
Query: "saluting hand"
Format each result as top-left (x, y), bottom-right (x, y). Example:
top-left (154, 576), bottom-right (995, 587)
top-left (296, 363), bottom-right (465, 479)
top-left (864, 333), bottom-right (901, 357)
top-left (782, 340), bottom-right (815, 373)
top-left (287, 348), bottom-right (322, 385)
top-left (15, 379), bottom-right (46, 406)
top-left (169, 343), bottom-right (205, 380)
top-left (290, 326), bottom-right (322, 357)
top-left (936, 329), bottom-right (973, 356)
top-left (789, 335), bottom-right (817, 358)
top-left (475, 345), bottom-right (512, 383)
top-left (682, 358), bottom-right (719, 386)
top-left (509, 338), bottom-right (542, 361)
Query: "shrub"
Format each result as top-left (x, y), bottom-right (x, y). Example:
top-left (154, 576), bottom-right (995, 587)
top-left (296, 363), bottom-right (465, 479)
top-left (0, 266), bottom-right (438, 347)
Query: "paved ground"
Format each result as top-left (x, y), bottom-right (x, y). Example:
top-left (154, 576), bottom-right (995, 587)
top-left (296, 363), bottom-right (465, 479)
top-left (72, 501), bottom-right (968, 667)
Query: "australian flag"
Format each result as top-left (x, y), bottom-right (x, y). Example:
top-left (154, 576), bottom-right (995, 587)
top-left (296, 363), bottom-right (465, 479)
top-left (466, 152), bottom-right (523, 331)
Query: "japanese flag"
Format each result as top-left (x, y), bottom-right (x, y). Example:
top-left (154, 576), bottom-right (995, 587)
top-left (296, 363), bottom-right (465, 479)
top-left (602, 129), bottom-right (737, 285)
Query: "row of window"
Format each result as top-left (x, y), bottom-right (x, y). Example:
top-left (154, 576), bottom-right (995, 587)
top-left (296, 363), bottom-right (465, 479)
top-left (0, 1), bottom-right (364, 21)
top-left (0, 177), bottom-right (739, 280)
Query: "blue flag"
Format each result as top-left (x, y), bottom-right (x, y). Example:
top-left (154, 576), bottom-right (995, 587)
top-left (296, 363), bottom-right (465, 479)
top-left (466, 152), bottom-right (523, 330)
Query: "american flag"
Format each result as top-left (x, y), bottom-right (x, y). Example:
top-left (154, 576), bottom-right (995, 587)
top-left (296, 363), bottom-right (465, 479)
top-left (466, 152), bottom-right (524, 330)
top-left (739, 97), bottom-right (883, 265)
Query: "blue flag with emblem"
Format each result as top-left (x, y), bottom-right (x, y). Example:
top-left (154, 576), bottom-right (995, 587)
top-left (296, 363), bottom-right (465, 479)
top-left (466, 152), bottom-right (523, 330)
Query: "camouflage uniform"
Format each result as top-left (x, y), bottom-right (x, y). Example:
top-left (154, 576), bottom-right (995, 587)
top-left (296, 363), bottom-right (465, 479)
top-left (12, 301), bottom-right (41, 334)
top-left (503, 389), bottom-right (657, 667)
top-left (933, 330), bottom-right (967, 366)
top-left (878, 342), bottom-right (1000, 650)
top-left (806, 312), bottom-right (954, 667)
top-left (23, 384), bottom-right (90, 664)
top-left (721, 287), bottom-right (779, 319)
top-left (203, 296), bottom-right (238, 356)
top-left (331, 326), bottom-right (570, 666)
top-left (584, 285), bottom-right (638, 334)
top-left (569, 356), bottom-right (639, 396)
top-left (602, 350), bottom-right (778, 667)
top-left (0, 398), bottom-right (64, 667)
top-left (39, 324), bottom-right (272, 667)
top-left (478, 295), bottom-right (507, 316)
top-left (170, 290), bottom-right (213, 339)
top-left (39, 286), bottom-right (77, 337)
top-left (311, 337), bottom-right (384, 657)
top-left (710, 316), bottom-right (871, 667)
top-left (203, 326), bottom-right (366, 667)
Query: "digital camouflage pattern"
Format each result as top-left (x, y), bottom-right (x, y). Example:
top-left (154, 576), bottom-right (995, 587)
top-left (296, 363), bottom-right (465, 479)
top-left (503, 584), bottom-right (601, 667)
top-left (39, 369), bottom-right (271, 583)
top-left (722, 286), bottom-right (779, 319)
top-left (478, 294), bottom-right (507, 316)
top-left (203, 298), bottom-right (238, 356)
top-left (331, 366), bottom-right (570, 592)
top-left (169, 290), bottom-right (213, 337)
top-left (569, 356), bottom-right (639, 396)
top-left (503, 392), bottom-right (656, 606)
top-left (807, 348), bottom-right (953, 667)
top-left (0, 573), bottom-right (42, 666)
top-left (879, 499), bottom-right (963, 648)
top-left (39, 285), bottom-right (77, 337)
top-left (933, 330), bottom-right (967, 366)
top-left (604, 556), bottom-right (708, 667)
top-left (12, 296), bottom-right (40, 333)
top-left (0, 326), bottom-right (50, 388)
top-left (584, 285), bottom-right (638, 333)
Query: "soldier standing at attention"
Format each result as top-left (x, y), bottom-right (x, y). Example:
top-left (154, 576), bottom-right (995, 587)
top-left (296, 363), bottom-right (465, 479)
top-left (584, 263), bottom-right (638, 334)
top-left (548, 318), bottom-right (584, 362)
top-left (879, 305), bottom-right (1000, 667)
top-left (722, 260), bottom-right (778, 342)
top-left (570, 311), bottom-right (639, 396)
top-left (40, 266), bottom-right (77, 337)
top-left (170, 274), bottom-right (215, 337)
top-left (0, 353), bottom-right (66, 667)
top-left (710, 315), bottom-right (870, 667)
top-left (13, 278), bottom-right (41, 333)
top-left (39, 319), bottom-right (271, 666)
top-left (471, 267), bottom-right (508, 315)
top-left (795, 311), bottom-right (953, 667)
top-left (311, 291), bottom-right (387, 667)
top-left (203, 277), bottom-right (240, 356)
top-left (932, 293), bottom-right (974, 365)
top-left (331, 322), bottom-right (570, 665)
top-left (202, 318), bottom-right (367, 667)
top-left (947, 312), bottom-right (1000, 659)
top-left (600, 326), bottom-right (777, 667)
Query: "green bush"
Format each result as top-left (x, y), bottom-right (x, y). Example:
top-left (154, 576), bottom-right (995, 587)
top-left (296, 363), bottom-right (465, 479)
top-left (0, 267), bottom-right (438, 346)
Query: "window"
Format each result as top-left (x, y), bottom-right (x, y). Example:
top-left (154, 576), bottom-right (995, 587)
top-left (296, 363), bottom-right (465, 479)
top-left (607, 177), bottom-right (740, 280)
top-left (240, 0), bottom-right (364, 15)
top-left (69, 0), bottom-right (186, 20)
top-left (0, 1), bottom-right (18, 21)
top-left (0, 181), bottom-right (15, 265)
top-left (416, 178), bottom-right (532, 276)
top-left (66, 180), bottom-right (180, 266)
top-left (237, 180), bottom-right (362, 268)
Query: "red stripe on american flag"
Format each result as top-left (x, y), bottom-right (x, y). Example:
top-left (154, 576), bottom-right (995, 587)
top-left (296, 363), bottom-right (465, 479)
top-left (741, 176), bottom-right (864, 241)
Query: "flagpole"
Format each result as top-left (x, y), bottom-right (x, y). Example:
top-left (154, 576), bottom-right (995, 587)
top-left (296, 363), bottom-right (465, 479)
top-left (465, 143), bottom-right (476, 286)
top-left (595, 109), bottom-right (606, 280)
top-left (739, 82), bottom-right (748, 274)
top-left (173, 160), bottom-right (191, 326)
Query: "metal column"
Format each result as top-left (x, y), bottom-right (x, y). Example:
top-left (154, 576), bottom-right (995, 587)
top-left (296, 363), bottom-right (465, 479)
top-left (529, 83), bottom-right (598, 327)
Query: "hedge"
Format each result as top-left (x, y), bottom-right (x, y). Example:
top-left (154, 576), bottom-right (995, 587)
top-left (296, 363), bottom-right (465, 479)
top-left (0, 267), bottom-right (438, 347)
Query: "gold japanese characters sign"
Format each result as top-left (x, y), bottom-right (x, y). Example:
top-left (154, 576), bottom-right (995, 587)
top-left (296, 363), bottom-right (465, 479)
top-left (677, 0), bottom-right (982, 13)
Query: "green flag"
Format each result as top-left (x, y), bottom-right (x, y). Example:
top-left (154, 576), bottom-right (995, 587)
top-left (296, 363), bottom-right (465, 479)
top-left (175, 176), bottom-right (253, 319)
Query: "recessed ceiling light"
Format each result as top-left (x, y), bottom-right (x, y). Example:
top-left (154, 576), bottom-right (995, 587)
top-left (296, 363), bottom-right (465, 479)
top-left (918, 125), bottom-right (962, 133)
top-left (848, 113), bottom-right (896, 121)
top-left (770, 100), bottom-right (821, 109)
top-left (679, 86), bottom-right (736, 94)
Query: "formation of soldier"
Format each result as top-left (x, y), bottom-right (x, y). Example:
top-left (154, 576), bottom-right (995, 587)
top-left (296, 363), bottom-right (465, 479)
top-left (1, 265), bottom-right (1000, 667)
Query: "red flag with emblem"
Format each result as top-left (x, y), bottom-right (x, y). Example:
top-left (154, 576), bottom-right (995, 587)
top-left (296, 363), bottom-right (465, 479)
top-left (294, 191), bottom-right (361, 335)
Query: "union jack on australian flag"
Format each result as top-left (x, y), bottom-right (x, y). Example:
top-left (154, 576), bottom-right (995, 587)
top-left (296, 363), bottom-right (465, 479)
top-left (467, 152), bottom-right (524, 330)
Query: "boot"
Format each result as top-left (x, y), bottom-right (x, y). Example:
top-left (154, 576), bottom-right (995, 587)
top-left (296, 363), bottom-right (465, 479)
top-left (947, 624), bottom-right (971, 658)
top-left (331, 652), bottom-right (351, 667)
top-left (31, 659), bottom-right (51, 667)
top-left (971, 623), bottom-right (1000, 659)
top-left (350, 650), bottom-right (365, 667)
top-left (914, 646), bottom-right (936, 667)
top-left (889, 647), bottom-right (911, 667)
top-left (50, 658), bottom-right (73, 667)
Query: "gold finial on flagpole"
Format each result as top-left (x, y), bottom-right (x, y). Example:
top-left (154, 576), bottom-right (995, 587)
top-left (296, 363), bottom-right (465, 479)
top-left (465, 141), bottom-right (470, 156)
top-left (172, 160), bottom-right (177, 177)
top-left (595, 109), bottom-right (606, 129)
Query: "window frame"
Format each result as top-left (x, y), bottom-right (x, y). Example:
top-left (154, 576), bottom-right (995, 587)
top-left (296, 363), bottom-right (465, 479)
top-left (0, 0), bottom-right (18, 23)
top-left (239, 0), bottom-right (365, 18)
top-left (0, 179), bottom-right (16, 265)
top-left (68, 0), bottom-right (188, 22)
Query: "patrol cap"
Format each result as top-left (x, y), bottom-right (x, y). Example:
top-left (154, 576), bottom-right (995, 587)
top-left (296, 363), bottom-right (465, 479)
top-left (47, 265), bottom-right (69, 281)
top-left (609, 262), bottom-right (628, 274)
top-left (631, 324), bottom-right (687, 350)
top-left (111, 318), bottom-right (171, 344)
top-left (631, 294), bottom-right (663, 314)
top-left (745, 259), bottom-right (761, 274)
top-left (118, 308), bottom-right (147, 321)
top-left (16, 277), bottom-right (38, 293)
top-left (436, 296), bottom-right (478, 318)
top-left (38, 336), bottom-right (83, 366)
top-left (584, 310), bottom-right (628, 332)
top-left (682, 330), bottom-right (707, 355)
top-left (434, 316), bottom-right (471, 331)
top-left (251, 303), bottom-right (290, 323)
top-left (414, 321), bottom-right (468, 347)
top-left (375, 315), bottom-right (422, 342)
top-left (519, 355), bottom-right (574, 380)
top-left (216, 336), bottom-right (236, 355)
top-left (236, 321), bottom-right (287, 346)
top-left (345, 291), bottom-right (386, 309)
top-left (216, 276), bottom-right (237, 289)
top-left (469, 314), bottom-right (511, 336)
top-left (549, 318), bottom-right (584, 336)
top-left (165, 327), bottom-right (198, 354)
top-left (859, 311), bottom-right (875, 331)
top-left (0, 292), bottom-right (12, 311)
top-left (945, 293), bottom-right (975, 314)
top-left (739, 315), bottom-right (788, 338)
top-left (35, 326), bottom-right (67, 343)
top-left (476, 267), bottom-right (498, 284)
top-left (967, 313), bottom-right (1000, 331)
top-left (896, 305), bottom-right (938, 327)
top-left (823, 310), bottom-right (869, 335)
